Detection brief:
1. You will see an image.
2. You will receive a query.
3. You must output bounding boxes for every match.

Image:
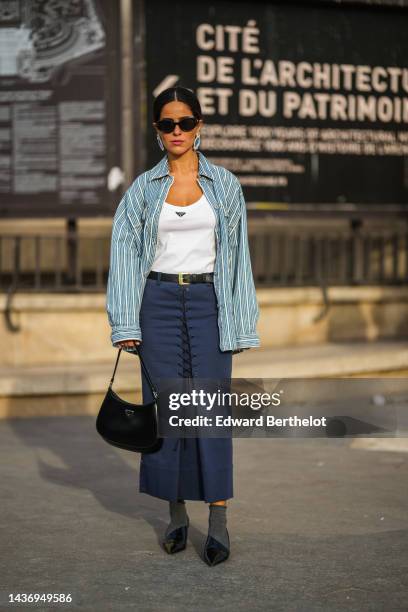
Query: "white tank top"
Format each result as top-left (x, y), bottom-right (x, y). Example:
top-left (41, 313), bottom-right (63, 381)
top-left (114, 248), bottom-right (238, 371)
top-left (150, 193), bottom-right (216, 273)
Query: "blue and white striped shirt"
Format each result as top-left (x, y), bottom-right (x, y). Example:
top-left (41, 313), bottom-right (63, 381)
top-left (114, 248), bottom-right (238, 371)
top-left (106, 150), bottom-right (260, 352)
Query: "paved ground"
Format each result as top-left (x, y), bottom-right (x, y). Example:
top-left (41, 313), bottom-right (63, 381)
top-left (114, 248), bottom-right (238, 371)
top-left (1, 414), bottom-right (408, 611)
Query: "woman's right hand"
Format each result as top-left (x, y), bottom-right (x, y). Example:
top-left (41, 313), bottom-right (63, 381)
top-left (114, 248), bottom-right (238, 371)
top-left (115, 339), bottom-right (142, 350)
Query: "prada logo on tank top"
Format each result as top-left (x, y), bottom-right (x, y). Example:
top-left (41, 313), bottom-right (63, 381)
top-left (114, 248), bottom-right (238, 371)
top-left (175, 211), bottom-right (186, 217)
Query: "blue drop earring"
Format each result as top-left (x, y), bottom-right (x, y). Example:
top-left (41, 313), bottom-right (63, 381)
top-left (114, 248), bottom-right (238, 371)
top-left (193, 133), bottom-right (201, 151)
top-left (157, 133), bottom-right (165, 151)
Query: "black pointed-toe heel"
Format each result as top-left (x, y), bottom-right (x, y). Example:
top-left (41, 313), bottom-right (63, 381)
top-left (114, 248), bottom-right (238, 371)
top-left (203, 530), bottom-right (230, 566)
top-left (162, 517), bottom-right (189, 554)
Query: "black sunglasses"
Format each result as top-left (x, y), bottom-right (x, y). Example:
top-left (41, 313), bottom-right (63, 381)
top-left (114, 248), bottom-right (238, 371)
top-left (155, 116), bottom-right (199, 133)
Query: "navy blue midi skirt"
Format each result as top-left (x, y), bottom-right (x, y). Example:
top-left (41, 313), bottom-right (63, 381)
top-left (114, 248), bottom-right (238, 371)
top-left (137, 275), bottom-right (233, 503)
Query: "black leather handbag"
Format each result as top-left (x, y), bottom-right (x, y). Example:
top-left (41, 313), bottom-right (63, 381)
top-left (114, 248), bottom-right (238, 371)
top-left (96, 346), bottom-right (163, 454)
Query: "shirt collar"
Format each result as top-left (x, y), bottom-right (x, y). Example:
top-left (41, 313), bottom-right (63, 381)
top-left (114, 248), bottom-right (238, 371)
top-left (148, 150), bottom-right (214, 181)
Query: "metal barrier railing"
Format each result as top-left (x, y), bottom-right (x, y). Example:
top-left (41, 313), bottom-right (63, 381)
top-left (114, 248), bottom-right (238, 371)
top-left (248, 229), bottom-right (408, 286)
top-left (0, 233), bottom-right (110, 293)
top-left (0, 226), bottom-right (407, 294)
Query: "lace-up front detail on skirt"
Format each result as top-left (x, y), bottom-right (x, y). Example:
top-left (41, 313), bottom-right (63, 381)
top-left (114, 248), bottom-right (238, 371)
top-left (137, 277), bottom-right (233, 502)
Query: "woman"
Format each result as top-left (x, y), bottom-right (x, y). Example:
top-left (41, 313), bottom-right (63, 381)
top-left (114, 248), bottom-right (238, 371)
top-left (106, 86), bottom-right (260, 567)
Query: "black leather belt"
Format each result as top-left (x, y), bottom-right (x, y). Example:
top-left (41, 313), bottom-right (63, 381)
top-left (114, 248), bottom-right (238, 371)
top-left (147, 271), bottom-right (214, 285)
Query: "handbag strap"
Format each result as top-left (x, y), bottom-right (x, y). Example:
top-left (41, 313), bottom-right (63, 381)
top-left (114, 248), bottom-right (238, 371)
top-left (109, 346), bottom-right (159, 400)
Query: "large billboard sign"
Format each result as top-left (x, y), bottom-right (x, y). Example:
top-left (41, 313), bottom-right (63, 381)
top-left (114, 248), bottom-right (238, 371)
top-left (145, 1), bottom-right (408, 211)
top-left (0, 0), bottom-right (119, 218)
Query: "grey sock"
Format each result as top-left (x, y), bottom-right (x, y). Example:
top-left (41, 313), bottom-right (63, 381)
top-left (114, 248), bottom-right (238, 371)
top-left (165, 500), bottom-right (188, 537)
top-left (208, 504), bottom-right (229, 549)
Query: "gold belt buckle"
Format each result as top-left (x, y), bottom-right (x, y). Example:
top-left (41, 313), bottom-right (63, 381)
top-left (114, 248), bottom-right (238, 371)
top-left (178, 272), bottom-right (190, 285)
